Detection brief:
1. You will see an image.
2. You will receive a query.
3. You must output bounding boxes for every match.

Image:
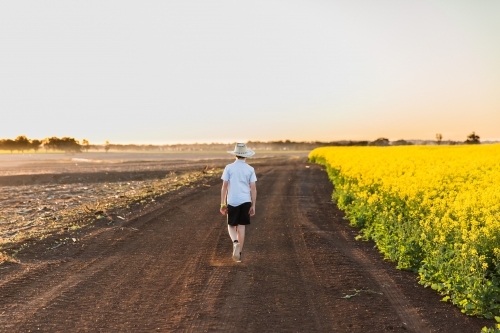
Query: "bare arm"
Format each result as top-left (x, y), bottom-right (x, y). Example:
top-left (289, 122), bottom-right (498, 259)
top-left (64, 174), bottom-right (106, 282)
top-left (220, 180), bottom-right (229, 215)
top-left (249, 182), bottom-right (257, 216)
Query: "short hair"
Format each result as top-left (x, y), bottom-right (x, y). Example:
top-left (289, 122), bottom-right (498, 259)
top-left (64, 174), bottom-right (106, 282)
top-left (236, 155), bottom-right (245, 159)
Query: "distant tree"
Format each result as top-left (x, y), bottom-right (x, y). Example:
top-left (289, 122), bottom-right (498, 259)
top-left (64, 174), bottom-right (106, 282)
top-left (369, 138), bottom-right (390, 146)
top-left (345, 141), bottom-right (369, 146)
top-left (59, 137), bottom-right (81, 153)
top-left (436, 133), bottom-right (443, 145)
top-left (392, 139), bottom-right (413, 146)
top-left (43, 136), bottom-right (81, 153)
top-left (42, 138), bottom-right (52, 152)
top-left (465, 132), bottom-right (480, 144)
top-left (4, 139), bottom-right (16, 153)
top-left (0, 139), bottom-right (8, 152)
top-left (81, 139), bottom-right (90, 152)
top-left (15, 135), bottom-right (31, 153)
top-left (30, 139), bottom-right (42, 152)
top-left (43, 137), bottom-right (60, 151)
top-left (104, 140), bottom-right (110, 153)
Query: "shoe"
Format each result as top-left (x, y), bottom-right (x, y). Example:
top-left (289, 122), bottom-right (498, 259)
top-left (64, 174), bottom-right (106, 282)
top-left (232, 242), bottom-right (240, 261)
top-left (237, 252), bottom-right (242, 263)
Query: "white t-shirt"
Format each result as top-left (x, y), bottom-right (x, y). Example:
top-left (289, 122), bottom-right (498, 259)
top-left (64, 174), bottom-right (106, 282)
top-left (221, 159), bottom-right (257, 206)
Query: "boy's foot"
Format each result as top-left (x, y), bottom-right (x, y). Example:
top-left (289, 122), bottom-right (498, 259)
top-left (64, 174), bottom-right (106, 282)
top-left (237, 252), bottom-right (242, 263)
top-left (232, 242), bottom-right (240, 261)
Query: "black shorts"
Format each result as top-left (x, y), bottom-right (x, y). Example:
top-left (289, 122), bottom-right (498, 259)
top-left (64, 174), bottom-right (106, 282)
top-left (227, 202), bottom-right (252, 226)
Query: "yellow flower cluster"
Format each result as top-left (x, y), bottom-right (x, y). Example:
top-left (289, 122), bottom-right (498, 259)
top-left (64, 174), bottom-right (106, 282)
top-left (309, 144), bottom-right (500, 319)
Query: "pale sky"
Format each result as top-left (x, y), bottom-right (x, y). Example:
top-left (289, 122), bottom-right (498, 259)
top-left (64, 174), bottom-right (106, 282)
top-left (1, 0), bottom-right (499, 144)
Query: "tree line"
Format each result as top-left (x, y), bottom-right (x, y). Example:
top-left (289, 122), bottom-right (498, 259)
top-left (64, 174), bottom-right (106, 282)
top-left (0, 132), bottom-right (484, 153)
top-left (0, 136), bottom-right (86, 153)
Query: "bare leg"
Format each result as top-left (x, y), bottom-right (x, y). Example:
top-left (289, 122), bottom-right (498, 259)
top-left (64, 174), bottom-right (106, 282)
top-left (228, 225), bottom-right (241, 261)
top-left (228, 225), bottom-right (238, 242)
top-left (236, 225), bottom-right (246, 252)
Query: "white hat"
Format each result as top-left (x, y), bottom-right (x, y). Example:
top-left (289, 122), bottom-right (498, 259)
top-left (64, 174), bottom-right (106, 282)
top-left (227, 143), bottom-right (255, 158)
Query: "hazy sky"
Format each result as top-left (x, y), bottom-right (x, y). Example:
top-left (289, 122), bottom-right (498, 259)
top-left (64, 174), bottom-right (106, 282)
top-left (1, 0), bottom-right (499, 144)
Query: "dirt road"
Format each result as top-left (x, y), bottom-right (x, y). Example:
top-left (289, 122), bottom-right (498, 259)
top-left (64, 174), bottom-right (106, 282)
top-left (0, 158), bottom-right (492, 332)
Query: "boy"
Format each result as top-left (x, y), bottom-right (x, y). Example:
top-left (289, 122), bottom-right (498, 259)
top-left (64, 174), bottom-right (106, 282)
top-left (220, 143), bottom-right (257, 262)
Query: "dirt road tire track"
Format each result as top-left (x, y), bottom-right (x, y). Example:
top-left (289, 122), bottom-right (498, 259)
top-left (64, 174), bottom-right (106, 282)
top-left (0, 158), bottom-right (493, 332)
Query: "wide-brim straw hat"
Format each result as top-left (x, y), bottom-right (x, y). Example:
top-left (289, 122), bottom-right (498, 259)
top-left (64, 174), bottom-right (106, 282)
top-left (227, 143), bottom-right (255, 158)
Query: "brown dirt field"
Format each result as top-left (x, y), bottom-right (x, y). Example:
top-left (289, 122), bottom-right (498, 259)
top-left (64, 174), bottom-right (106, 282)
top-left (0, 157), bottom-right (494, 332)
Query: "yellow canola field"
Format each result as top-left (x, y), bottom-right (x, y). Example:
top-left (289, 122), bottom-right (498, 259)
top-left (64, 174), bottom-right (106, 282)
top-left (309, 144), bottom-right (500, 319)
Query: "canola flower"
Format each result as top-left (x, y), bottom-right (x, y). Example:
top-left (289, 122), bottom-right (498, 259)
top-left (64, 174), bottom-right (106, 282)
top-left (309, 144), bottom-right (500, 320)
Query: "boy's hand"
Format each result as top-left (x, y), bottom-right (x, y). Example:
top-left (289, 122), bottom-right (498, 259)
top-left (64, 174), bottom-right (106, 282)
top-left (249, 206), bottom-right (255, 216)
top-left (220, 206), bottom-right (227, 215)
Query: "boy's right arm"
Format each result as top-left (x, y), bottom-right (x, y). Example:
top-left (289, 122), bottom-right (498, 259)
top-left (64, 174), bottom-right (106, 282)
top-left (220, 180), bottom-right (229, 215)
top-left (249, 182), bottom-right (257, 216)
